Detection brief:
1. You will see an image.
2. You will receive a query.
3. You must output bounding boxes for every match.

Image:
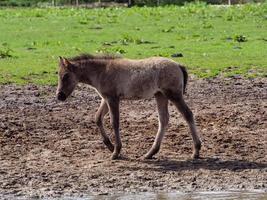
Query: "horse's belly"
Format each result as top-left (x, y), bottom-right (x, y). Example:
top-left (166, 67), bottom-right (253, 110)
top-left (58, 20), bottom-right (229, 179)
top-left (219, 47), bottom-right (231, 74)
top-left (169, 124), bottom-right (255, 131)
top-left (122, 85), bottom-right (157, 99)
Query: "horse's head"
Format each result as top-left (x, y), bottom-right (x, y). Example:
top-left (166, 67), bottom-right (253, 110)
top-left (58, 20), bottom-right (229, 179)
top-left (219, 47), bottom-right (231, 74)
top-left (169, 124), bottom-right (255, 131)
top-left (56, 57), bottom-right (78, 101)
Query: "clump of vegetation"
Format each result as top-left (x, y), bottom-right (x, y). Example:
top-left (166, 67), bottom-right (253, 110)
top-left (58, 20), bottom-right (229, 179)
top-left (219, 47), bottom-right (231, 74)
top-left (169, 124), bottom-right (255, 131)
top-left (121, 34), bottom-right (135, 45)
top-left (0, 48), bottom-right (13, 59)
top-left (96, 46), bottom-right (127, 54)
top-left (119, 34), bottom-right (153, 45)
top-left (162, 26), bottom-right (175, 33)
top-left (79, 19), bottom-right (88, 25)
top-left (234, 35), bottom-right (247, 42)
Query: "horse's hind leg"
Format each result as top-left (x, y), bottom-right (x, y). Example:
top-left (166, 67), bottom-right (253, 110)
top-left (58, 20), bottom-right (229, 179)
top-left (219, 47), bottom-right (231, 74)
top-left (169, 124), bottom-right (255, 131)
top-left (165, 90), bottom-right (201, 159)
top-left (95, 98), bottom-right (114, 152)
top-left (144, 92), bottom-right (169, 159)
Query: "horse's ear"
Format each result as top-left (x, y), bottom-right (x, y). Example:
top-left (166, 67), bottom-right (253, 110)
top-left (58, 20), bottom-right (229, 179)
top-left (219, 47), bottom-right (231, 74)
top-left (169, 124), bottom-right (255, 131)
top-left (59, 56), bottom-right (71, 67)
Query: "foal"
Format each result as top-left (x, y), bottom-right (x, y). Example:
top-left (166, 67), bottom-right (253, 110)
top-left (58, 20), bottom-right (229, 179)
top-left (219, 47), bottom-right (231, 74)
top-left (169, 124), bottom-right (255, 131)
top-left (56, 54), bottom-right (201, 160)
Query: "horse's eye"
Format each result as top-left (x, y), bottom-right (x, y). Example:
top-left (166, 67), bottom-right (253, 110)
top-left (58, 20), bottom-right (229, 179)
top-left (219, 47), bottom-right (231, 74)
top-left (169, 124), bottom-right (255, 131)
top-left (62, 74), bottom-right (69, 82)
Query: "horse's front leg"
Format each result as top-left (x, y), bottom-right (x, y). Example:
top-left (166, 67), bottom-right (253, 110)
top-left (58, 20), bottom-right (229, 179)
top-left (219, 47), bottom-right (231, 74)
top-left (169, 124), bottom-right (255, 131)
top-left (95, 98), bottom-right (114, 152)
top-left (106, 96), bottom-right (122, 160)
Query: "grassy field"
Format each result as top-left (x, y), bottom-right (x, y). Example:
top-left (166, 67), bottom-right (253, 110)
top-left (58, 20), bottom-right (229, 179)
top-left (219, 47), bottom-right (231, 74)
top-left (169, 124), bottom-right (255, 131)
top-left (0, 3), bottom-right (266, 85)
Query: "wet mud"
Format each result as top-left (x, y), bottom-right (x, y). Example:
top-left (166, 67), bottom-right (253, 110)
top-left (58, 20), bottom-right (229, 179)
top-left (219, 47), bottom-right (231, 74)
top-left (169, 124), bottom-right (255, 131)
top-left (0, 77), bottom-right (266, 198)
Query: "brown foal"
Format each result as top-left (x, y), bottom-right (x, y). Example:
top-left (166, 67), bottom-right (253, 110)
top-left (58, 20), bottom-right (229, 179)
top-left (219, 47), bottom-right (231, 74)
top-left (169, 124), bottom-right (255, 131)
top-left (56, 54), bottom-right (201, 160)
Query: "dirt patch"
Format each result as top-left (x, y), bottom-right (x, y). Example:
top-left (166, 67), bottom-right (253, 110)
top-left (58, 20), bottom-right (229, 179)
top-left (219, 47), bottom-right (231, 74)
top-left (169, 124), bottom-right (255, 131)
top-left (0, 77), bottom-right (266, 198)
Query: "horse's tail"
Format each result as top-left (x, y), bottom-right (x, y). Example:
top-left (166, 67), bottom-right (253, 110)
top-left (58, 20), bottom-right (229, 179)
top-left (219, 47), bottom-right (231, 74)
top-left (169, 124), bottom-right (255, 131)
top-left (180, 65), bottom-right (188, 94)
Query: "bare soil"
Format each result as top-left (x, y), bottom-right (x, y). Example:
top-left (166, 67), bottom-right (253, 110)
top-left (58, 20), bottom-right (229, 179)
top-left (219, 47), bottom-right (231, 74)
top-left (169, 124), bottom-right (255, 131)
top-left (0, 77), bottom-right (266, 198)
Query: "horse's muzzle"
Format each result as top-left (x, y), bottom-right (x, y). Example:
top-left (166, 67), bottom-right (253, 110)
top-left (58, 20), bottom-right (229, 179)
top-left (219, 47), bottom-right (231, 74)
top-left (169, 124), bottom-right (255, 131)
top-left (57, 92), bottom-right (67, 101)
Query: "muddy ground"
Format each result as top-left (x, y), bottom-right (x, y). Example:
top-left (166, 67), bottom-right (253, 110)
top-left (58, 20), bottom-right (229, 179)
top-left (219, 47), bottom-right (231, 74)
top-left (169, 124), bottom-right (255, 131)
top-left (0, 77), bottom-right (266, 198)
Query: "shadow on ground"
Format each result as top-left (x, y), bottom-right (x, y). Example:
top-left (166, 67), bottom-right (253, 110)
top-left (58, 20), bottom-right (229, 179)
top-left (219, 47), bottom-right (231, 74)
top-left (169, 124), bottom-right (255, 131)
top-left (135, 157), bottom-right (267, 172)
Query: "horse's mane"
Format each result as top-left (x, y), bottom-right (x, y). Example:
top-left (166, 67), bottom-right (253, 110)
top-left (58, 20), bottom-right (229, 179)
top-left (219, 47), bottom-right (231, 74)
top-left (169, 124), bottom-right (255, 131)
top-left (69, 53), bottom-right (122, 62)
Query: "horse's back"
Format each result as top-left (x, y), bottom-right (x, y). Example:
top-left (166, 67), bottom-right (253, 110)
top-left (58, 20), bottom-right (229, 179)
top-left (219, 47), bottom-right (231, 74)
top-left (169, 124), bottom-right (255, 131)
top-left (111, 57), bottom-right (184, 99)
top-left (125, 57), bottom-right (184, 87)
top-left (119, 57), bottom-right (178, 69)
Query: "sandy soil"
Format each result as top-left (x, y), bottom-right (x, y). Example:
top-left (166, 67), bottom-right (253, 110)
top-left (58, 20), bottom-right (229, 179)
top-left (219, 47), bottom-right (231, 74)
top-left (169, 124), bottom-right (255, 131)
top-left (0, 77), bottom-right (266, 198)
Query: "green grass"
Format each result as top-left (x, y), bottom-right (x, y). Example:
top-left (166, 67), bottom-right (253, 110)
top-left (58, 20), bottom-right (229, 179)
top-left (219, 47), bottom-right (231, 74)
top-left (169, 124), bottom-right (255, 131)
top-left (0, 3), bottom-right (266, 85)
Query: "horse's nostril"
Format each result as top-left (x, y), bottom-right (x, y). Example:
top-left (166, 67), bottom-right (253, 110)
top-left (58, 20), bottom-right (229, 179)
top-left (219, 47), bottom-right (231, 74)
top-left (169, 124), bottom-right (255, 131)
top-left (57, 92), bottom-right (67, 101)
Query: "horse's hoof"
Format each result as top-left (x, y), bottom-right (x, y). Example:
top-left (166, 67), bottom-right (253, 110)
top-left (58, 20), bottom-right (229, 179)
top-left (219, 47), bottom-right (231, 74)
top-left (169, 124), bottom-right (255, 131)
top-left (143, 154), bottom-right (153, 160)
top-left (192, 153), bottom-right (200, 160)
top-left (111, 154), bottom-right (119, 160)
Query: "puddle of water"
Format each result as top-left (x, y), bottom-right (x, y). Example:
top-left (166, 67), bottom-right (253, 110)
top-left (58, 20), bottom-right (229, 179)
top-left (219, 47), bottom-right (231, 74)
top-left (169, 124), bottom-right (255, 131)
top-left (2, 190), bottom-right (267, 200)
top-left (93, 191), bottom-right (266, 200)
top-left (74, 191), bottom-right (267, 200)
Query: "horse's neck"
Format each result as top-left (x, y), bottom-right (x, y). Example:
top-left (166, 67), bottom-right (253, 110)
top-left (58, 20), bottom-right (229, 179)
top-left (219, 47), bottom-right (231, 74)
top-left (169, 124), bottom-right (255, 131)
top-left (76, 60), bottom-right (107, 87)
